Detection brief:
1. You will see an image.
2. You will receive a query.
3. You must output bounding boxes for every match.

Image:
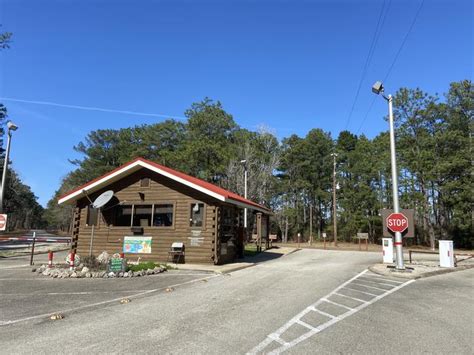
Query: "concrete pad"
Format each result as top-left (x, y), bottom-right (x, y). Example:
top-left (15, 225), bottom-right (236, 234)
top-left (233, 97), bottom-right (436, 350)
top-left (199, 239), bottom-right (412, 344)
top-left (171, 246), bottom-right (299, 274)
top-left (369, 261), bottom-right (474, 279)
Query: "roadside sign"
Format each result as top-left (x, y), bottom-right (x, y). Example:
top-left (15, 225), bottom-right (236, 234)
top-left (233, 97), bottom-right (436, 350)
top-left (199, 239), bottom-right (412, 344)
top-left (386, 213), bottom-right (408, 233)
top-left (108, 258), bottom-right (125, 273)
top-left (0, 214), bottom-right (7, 231)
top-left (381, 209), bottom-right (414, 238)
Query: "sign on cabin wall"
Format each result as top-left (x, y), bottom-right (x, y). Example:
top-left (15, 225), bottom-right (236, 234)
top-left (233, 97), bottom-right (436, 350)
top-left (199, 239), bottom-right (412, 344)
top-left (123, 236), bottom-right (152, 254)
top-left (189, 237), bottom-right (204, 246)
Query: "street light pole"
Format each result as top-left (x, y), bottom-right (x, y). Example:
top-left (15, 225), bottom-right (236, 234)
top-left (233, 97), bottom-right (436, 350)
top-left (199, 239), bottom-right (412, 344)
top-left (372, 81), bottom-right (404, 270)
top-left (0, 121), bottom-right (19, 214)
top-left (330, 152), bottom-right (338, 247)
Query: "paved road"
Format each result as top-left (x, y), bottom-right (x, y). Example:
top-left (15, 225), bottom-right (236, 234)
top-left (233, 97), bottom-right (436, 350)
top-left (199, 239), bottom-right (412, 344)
top-left (0, 249), bottom-right (472, 354)
top-left (0, 229), bottom-right (70, 251)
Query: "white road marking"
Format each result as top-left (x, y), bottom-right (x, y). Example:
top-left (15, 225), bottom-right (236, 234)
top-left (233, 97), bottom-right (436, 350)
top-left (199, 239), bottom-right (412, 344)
top-left (362, 274), bottom-right (405, 283)
top-left (356, 277), bottom-right (401, 287)
top-left (247, 270), bottom-right (415, 354)
top-left (351, 281), bottom-right (392, 291)
top-left (334, 292), bottom-right (367, 303)
top-left (0, 274), bottom-right (219, 326)
top-left (0, 291), bottom-right (156, 296)
top-left (321, 298), bottom-right (354, 311)
top-left (342, 286), bottom-right (379, 297)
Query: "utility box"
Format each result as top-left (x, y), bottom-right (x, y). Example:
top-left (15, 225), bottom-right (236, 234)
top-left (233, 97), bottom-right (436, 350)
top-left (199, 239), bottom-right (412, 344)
top-left (382, 238), bottom-right (394, 263)
top-left (439, 240), bottom-right (454, 268)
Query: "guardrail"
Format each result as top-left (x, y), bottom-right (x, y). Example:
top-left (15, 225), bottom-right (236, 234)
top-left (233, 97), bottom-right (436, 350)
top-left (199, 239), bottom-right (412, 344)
top-left (0, 232), bottom-right (71, 265)
top-left (408, 249), bottom-right (474, 267)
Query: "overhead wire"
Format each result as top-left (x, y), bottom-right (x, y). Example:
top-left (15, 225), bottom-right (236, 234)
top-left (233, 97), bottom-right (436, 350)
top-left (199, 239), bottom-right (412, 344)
top-left (344, 0), bottom-right (391, 131)
top-left (355, 0), bottom-right (425, 135)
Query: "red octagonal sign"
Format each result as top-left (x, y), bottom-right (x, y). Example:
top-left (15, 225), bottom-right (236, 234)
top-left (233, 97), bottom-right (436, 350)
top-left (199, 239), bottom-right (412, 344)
top-left (386, 212), bottom-right (408, 233)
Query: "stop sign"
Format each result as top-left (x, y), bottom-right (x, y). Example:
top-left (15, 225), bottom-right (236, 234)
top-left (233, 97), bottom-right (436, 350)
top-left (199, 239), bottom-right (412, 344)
top-left (0, 214), bottom-right (7, 231)
top-left (386, 213), bottom-right (408, 233)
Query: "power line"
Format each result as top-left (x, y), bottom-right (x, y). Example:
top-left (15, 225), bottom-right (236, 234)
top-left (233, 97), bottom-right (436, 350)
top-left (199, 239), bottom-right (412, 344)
top-left (0, 97), bottom-right (186, 120)
top-left (356, 0), bottom-right (425, 134)
top-left (383, 0), bottom-right (425, 82)
top-left (344, 0), bottom-right (391, 131)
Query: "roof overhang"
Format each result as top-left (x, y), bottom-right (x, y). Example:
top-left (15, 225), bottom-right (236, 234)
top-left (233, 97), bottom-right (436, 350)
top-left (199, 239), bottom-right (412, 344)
top-left (58, 159), bottom-right (271, 214)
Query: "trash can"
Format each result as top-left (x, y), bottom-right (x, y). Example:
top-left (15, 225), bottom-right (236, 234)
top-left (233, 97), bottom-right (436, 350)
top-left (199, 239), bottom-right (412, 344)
top-left (439, 240), bottom-right (454, 268)
top-left (382, 238), bottom-right (394, 264)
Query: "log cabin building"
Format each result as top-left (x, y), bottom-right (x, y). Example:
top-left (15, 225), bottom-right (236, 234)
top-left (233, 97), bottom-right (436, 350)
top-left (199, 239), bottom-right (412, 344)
top-left (58, 157), bottom-right (271, 264)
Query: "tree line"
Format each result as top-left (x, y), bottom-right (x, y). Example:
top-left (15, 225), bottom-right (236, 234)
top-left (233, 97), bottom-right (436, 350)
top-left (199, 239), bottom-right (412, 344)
top-left (44, 81), bottom-right (472, 249)
top-left (0, 29), bottom-right (44, 231)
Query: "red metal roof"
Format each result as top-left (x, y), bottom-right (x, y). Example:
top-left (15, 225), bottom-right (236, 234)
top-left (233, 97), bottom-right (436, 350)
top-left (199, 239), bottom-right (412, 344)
top-left (59, 157), bottom-right (270, 213)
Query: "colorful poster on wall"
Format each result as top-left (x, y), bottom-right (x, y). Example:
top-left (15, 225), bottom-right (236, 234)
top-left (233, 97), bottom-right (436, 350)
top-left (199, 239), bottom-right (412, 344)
top-left (123, 236), bottom-right (152, 254)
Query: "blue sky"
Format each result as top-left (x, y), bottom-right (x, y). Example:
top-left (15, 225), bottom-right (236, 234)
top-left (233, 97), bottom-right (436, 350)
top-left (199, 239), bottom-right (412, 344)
top-left (0, 0), bottom-right (472, 206)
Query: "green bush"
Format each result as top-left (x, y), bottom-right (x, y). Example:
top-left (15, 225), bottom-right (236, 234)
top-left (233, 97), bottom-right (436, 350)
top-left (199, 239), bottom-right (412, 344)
top-left (125, 261), bottom-right (173, 272)
top-left (81, 255), bottom-right (105, 270)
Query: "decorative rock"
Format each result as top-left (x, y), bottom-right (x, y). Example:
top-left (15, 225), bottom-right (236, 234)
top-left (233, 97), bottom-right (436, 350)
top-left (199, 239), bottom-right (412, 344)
top-left (85, 272), bottom-right (92, 278)
top-left (78, 263), bottom-right (84, 269)
top-left (81, 266), bottom-right (90, 274)
top-left (70, 272), bottom-right (77, 278)
top-left (97, 251), bottom-right (110, 265)
top-left (133, 271), bottom-right (140, 277)
top-left (99, 271), bottom-right (106, 278)
top-left (123, 272), bottom-right (128, 278)
top-left (31, 268), bottom-right (36, 272)
top-left (42, 269), bottom-right (50, 276)
top-left (108, 272), bottom-right (116, 278)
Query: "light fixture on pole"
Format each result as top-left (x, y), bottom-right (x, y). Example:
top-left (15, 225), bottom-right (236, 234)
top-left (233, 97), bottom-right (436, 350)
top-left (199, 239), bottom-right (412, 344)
top-left (330, 152), bottom-right (338, 246)
top-left (372, 81), bottom-right (405, 270)
top-left (240, 160), bottom-right (248, 229)
top-left (0, 121), bottom-right (19, 214)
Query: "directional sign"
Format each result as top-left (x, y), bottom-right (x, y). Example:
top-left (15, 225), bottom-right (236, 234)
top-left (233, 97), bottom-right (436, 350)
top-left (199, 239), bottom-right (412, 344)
top-left (386, 213), bottom-right (408, 233)
top-left (0, 214), bottom-right (7, 231)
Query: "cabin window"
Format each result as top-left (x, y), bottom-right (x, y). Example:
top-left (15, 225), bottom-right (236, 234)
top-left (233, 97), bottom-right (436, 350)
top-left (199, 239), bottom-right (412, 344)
top-left (114, 205), bottom-right (133, 226)
top-left (133, 205), bottom-right (153, 227)
top-left (140, 178), bottom-right (150, 188)
top-left (86, 206), bottom-right (98, 226)
top-left (153, 204), bottom-right (174, 227)
top-left (190, 203), bottom-right (204, 227)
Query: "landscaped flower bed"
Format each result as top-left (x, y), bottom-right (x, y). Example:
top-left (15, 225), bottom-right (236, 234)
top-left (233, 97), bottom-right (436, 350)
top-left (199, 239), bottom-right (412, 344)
top-left (33, 251), bottom-right (169, 279)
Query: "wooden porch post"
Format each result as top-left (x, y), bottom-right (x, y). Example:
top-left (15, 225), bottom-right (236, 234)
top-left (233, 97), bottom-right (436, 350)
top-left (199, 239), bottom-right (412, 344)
top-left (256, 212), bottom-right (262, 252)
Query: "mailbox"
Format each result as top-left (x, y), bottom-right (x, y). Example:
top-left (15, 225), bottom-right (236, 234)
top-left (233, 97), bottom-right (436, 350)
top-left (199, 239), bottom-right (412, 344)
top-left (382, 238), bottom-right (394, 264)
top-left (439, 240), bottom-right (454, 268)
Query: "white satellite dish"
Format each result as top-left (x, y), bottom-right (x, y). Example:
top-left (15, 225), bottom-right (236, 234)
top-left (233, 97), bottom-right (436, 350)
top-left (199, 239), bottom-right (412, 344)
top-left (92, 190), bottom-right (114, 209)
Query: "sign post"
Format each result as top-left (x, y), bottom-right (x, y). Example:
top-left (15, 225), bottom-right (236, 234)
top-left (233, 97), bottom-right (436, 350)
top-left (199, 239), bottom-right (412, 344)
top-left (386, 212), bottom-right (408, 269)
top-left (0, 214), bottom-right (7, 231)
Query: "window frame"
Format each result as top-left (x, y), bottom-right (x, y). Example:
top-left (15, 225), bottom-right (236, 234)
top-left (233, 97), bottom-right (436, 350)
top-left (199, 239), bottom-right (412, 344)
top-left (189, 201), bottom-right (206, 230)
top-left (151, 203), bottom-right (176, 229)
top-left (98, 202), bottom-right (176, 229)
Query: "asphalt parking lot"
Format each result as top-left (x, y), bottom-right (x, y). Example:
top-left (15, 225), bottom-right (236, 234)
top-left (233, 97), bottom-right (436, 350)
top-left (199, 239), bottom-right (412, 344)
top-left (0, 253), bottom-right (216, 326)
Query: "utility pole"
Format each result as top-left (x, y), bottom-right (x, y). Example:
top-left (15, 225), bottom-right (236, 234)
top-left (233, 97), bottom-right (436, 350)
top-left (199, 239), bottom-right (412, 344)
top-left (309, 204), bottom-right (313, 246)
top-left (331, 153), bottom-right (338, 246)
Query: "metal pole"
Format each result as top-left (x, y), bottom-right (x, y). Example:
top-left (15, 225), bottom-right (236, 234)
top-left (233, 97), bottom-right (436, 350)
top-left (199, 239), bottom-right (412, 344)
top-left (29, 231), bottom-right (36, 266)
top-left (387, 95), bottom-right (405, 269)
top-left (331, 153), bottom-right (338, 246)
top-left (244, 167), bottom-right (248, 228)
top-left (309, 205), bottom-right (313, 246)
top-left (89, 224), bottom-right (95, 257)
top-left (0, 131), bottom-right (12, 214)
